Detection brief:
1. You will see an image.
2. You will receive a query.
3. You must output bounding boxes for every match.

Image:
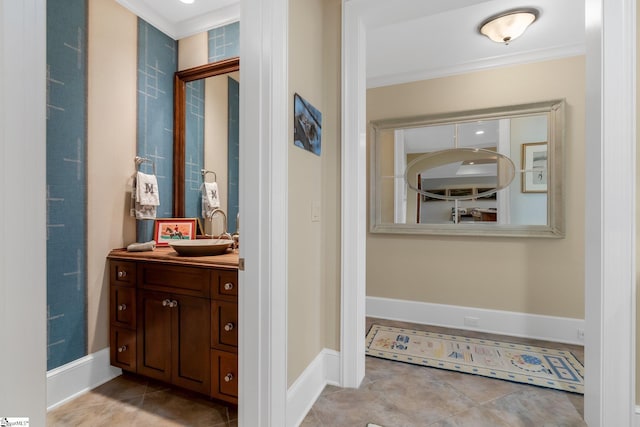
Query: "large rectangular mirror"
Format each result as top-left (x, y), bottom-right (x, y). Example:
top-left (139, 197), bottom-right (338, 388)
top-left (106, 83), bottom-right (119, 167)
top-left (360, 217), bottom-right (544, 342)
top-left (370, 99), bottom-right (565, 237)
top-left (173, 57), bottom-right (240, 233)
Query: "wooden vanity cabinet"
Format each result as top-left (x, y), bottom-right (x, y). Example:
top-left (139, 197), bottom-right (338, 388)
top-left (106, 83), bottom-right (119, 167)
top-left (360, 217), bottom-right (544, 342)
top-left (137, 289), bottom-right (210, 395)
top-left (109, 261), bottom-right (137, 371)
top-left (210, 269), bottom-right (239, 404)
top-left (108, 249), bottom-right (239, 403)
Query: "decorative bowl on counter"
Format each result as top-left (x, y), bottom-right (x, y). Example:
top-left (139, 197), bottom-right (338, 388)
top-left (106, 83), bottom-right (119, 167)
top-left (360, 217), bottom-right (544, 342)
top-left (168, 239), bottom-right (233, 256)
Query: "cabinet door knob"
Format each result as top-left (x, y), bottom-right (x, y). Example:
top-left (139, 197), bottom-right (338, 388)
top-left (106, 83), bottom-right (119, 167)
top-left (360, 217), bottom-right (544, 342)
top-left (224, 282), bottom-right (234, 291)
top-left (224, 322), bottom-right (234, 332)
top-left (162, 299), bottom-right (170, 307)
top-left (118, 345), bottom-right (127, 353)
top-left (170, 300), bottom-right (178, 308)
top-left (118, 270), bottom-right (127, 278)
top-left (224, 373), bottom-right (234, 382)
top-left (118, 303), bottom-right (127, 311)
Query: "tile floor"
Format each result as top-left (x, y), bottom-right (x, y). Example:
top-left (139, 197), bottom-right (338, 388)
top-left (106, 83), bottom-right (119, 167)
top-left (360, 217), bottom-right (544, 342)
top-left (301, 318), bottom-right (585, 427)
top-left (46, 375), bottom-right (237, 427)
top-left (47, 318), bottom-right (585, 427)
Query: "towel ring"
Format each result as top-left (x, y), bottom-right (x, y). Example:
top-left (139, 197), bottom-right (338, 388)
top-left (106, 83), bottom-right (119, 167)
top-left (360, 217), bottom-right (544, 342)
top-left (135, 156), bottom-right (156, 175)
top-left (201, 169), bottom-right (217, 183)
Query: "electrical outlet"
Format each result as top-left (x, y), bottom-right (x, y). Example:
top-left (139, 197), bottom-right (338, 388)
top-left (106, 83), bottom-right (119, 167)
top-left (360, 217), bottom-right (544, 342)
top-left (577, 328), bottom-right (584, 341)
top-left (464, 316), bottom-right (479, 327)
top-left (311, 201), bottom-right (321, 222)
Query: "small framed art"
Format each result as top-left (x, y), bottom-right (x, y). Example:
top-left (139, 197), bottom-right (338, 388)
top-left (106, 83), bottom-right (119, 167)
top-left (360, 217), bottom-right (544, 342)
top-left (521, 142), bottom-right (548, 193)
top-left (153, 218), bottom-right (197, 246)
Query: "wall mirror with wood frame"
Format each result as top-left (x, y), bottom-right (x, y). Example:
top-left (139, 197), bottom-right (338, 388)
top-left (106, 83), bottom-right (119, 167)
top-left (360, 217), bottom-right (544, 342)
top-left (173, 57), bottom-right (240, 234)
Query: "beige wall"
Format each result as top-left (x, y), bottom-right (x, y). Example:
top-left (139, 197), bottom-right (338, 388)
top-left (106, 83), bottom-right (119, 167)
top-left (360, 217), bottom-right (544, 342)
top-left (87, 0), bottom-right (138, 352)
top-left (287, 0), bottom-right (342, 385)
top-left (178, 32), bottom-right (207, 71)
top-left (321, 0), bottom-right (342, 353)
top-left (367, 56), bottom-right (586, 319)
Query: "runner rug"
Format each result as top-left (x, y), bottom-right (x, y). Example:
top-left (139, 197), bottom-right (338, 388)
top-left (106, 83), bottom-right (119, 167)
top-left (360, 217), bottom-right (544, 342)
top-left (365, 324), bottom-right (584, 394)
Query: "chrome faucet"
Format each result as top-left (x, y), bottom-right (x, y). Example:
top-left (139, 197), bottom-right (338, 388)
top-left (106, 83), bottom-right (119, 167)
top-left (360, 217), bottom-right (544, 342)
top-left (210, 208), bottom-right (232, 241)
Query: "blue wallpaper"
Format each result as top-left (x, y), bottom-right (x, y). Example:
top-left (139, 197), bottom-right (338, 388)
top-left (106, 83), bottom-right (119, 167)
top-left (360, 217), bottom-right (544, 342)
top-left (46, 0), bottom-right (88, 370)
top-left (227, 77), bottom-right (240, 233)
top-left (185, 80), bottom-right (205, 219)
top-left (137, 20), bottom-right (178, 241)
top-left (208, 22), bottom-right (240, 63)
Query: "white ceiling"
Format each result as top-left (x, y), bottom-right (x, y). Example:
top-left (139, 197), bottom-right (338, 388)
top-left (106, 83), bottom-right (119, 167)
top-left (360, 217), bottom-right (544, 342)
top-left (117, 0), bottom-right (585, 88)
top-left (365, 0), bottom-right (585, 88)
top-left (115, 0), bottom-right (240, 40)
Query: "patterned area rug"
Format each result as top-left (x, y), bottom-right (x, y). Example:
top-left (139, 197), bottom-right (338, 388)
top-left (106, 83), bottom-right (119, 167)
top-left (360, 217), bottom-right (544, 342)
top-left (365, 324), bottom-right (584, 394)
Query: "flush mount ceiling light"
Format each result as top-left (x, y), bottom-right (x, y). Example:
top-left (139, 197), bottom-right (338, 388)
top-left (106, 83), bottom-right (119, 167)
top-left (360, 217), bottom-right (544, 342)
top-left (478, 8), bottom-right (539, 44)
top-left (179, 0), bottom-right (195, 4)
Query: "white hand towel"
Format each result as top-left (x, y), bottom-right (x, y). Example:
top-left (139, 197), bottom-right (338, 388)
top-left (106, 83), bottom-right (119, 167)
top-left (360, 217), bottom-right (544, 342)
top-left (136, 172), bottom-right (160, 206)
top-left (201, 182), bottom-right (220, 218)
top-left (133, 172), bottom-right (159, 220)
top-left (204, 182), bottom-right (220, 208)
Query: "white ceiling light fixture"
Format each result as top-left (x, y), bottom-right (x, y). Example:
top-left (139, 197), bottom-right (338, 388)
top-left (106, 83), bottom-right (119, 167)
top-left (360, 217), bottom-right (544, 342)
top-left (479, 8), bottom-right (539, 45)
top-left (179, 0), bottom-right (195, 4)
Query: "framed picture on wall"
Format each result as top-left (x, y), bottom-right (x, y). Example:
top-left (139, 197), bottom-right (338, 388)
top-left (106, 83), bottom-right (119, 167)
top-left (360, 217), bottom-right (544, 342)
top-left (153, 218), bottom-right (197, 246)
top-left (521, 142), bottom-right (548, 193)
top-left (293, 93), bottom-right (322, 156)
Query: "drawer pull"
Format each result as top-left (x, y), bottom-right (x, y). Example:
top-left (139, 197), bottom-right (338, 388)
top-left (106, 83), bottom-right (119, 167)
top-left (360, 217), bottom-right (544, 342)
top-left (224, 322), bottom-right (234, 332)
top-left (118, 270), bottom-right (127, 278)
top-left (224, 373), bottom-right (234, 382)
top-left (118, 345), bottom-right (127, 353)
top-left (118, 304), bottom-right (127, 311)
top-left (224, 282), bottom-right (234, 291)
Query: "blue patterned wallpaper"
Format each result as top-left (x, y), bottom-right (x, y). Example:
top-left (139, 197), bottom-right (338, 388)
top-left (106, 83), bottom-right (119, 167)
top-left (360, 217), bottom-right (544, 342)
top-left (46, 0), bottom-right (88, 370)
top-left (137, 20), bottom-right (178, 241)
top-left (227, 77), bottom-right (240, 233)
top-left (208, 22), bottom-right (240, 63)
top-left (184, 80), bottom-right (205, 218)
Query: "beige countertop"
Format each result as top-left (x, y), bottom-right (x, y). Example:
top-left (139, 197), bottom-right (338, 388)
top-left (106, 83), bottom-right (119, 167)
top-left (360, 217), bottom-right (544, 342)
top-left (108, 246), bottom-right (239, 270)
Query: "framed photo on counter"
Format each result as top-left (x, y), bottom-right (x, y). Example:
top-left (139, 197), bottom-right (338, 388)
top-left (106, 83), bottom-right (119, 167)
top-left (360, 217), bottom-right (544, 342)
top-left (153, 218), bottom-right (197, 246)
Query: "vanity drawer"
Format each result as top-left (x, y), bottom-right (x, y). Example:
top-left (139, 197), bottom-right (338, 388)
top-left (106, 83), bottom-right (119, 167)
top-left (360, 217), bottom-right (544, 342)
top-left (210, 349), bottom-right (238, 404)
top-left (110, 286), bottom-right (136, 328)
top-left (110, 327), bottom-right (137, 372)
top-left (211, 270), bottom-right (238, 300)
top-left (138, 263), bottom-right (210, 297)
top-left (110, 261), bottom-right (136, 286)
top-left (211, 301), bottom-right (238, 351)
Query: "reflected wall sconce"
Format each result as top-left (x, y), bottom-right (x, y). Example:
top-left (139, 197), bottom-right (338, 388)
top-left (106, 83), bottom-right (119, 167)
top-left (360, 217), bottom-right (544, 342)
top-left (478, 8), bottom-right (539, 44)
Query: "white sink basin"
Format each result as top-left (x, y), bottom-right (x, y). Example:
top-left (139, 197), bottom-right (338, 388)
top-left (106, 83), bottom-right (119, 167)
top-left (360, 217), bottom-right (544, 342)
top-left (168, 239), bottom-right (233, 256)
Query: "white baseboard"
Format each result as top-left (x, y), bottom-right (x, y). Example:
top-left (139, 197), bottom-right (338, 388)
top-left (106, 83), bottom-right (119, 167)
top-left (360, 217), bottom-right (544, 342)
top-left (46, 347), bottom-right (122, 411)
top-left (367, 296), bottom-right (585, 345)
top-left (286, 348), bottom-right (340, 427)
